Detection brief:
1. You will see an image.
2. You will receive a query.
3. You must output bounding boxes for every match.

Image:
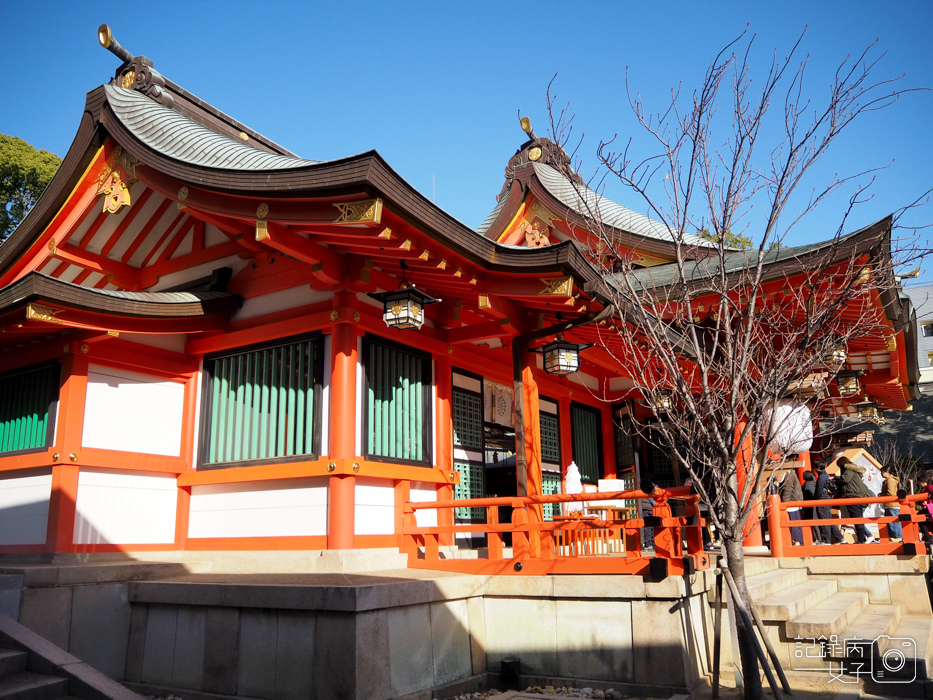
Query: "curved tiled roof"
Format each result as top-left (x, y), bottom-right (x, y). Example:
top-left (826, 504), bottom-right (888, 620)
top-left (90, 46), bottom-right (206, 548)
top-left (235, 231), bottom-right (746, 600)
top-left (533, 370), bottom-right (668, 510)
top-left (532, 162), bottom-right (712, 247)
top-left (477, 190), bottom-right (509, 235)
top-left (105, 85), bottom-right (318, 171)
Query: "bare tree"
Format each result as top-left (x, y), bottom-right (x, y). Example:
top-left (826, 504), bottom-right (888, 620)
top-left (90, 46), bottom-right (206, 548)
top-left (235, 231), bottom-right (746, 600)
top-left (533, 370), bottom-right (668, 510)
top-left (546, 31), bottom-right (929, 699)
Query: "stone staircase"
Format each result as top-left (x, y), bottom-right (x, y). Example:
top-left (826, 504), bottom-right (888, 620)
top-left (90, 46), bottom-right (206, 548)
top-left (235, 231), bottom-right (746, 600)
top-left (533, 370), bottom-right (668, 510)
top-left (0, 648), bottom-right (72, 700)
top-left (741, 557), bottom-right (933, 695)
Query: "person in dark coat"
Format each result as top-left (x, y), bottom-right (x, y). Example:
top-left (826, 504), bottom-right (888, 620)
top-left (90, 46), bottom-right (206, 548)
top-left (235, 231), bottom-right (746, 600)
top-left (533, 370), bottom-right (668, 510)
top-left (801, 470), bottom-right (822, 543)
top-left (814, 463), bottom-right (844, 544)
top-left (836, 456), bottom-right (875, 544)
top-left (779, 469), bottom-right (804, 545)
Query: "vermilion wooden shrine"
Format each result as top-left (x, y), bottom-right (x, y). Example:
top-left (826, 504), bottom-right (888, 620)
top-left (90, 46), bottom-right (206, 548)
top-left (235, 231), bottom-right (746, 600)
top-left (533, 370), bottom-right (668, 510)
top-left (0, 31), bottom-right (919, 556)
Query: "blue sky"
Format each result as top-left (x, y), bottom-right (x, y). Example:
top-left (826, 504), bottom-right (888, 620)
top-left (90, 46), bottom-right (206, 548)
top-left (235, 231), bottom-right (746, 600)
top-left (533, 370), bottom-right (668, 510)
top-left (1, 2), bottom-right (930, 274)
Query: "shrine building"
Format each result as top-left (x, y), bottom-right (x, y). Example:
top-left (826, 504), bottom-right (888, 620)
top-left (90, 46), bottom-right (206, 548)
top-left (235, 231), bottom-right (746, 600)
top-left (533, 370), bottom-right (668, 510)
top-left (0, 28), bottom-right (919, 556)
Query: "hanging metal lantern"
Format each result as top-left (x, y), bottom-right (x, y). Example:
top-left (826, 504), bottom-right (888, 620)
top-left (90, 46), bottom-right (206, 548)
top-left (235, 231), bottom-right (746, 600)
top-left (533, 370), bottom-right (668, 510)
top-left (368, 260), bottom-right (440, 331)
top-left (369, 285), bottom-right (440, 330)
top-left (835, 369), bottom-right (862, 397)
top-left (826, 340), bottom-right (848, 364)
top-left (653, 389), bottom-right (674, 413)
top-left (854, 400), bottom-right (882, 423)
top-left (537, 336), bottom-right (592, 375)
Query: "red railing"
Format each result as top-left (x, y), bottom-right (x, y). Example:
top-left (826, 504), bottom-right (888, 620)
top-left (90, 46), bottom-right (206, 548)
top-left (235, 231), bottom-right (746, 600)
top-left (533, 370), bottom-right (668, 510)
top-left (401, 485), bottom-right (712, 577)
top-left (766, 492), bottom-right (930, 557)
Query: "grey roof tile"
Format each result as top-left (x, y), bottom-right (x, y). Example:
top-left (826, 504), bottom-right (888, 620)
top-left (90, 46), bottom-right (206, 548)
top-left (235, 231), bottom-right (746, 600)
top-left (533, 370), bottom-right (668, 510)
top-left (106, 85), bottom-right (318, 171)
top-left (532, 162), bottom-right (713, 247)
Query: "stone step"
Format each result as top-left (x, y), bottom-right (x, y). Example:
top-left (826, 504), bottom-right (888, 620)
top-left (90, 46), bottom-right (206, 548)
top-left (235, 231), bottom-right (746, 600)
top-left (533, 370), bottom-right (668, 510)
top-left (836, 605), bottom-right (902, 659)
top-left (745, 567), bottom-right (808, 600)
top-left (0, 651), bottom-right (26, 679)
top-left (785, 591), bottom-right (870, 639)
top-left (0, 672), bottom-right (67, 700)
top-left (740, 557), bottom-right (781, 577)
top-left (755, 579), bottom-right (838, 622)
top-left (872, 615), bottom-right (933, 681)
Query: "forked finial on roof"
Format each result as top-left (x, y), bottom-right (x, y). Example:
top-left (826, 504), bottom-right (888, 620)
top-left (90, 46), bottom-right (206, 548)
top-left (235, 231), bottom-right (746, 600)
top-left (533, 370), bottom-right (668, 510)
top-left (97, 24), bottom-right (174, 108)
top-left (98, 24), bottom-right (133, 64)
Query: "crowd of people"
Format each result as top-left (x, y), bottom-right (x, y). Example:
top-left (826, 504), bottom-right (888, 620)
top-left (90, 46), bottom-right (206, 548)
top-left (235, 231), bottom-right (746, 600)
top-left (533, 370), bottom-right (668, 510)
top-left (776, 456), bottom-right (933, 546)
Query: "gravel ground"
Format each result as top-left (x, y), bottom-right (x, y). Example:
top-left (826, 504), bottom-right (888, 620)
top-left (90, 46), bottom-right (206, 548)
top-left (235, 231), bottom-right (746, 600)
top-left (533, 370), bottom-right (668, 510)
top-left (443, 687), bottom-right (647, 699)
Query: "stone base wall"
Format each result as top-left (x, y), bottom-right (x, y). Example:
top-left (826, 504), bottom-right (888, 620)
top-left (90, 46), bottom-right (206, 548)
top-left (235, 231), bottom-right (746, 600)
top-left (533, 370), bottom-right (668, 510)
top-left (0, 555), bottom-right (724, 700)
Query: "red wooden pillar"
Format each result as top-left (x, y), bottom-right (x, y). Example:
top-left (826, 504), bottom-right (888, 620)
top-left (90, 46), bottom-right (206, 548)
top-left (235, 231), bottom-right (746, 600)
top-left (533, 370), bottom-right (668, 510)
top-left (435, 356), bottom-right (454, 546)
top-left (518, 351), bottom-right (543, 557)
top-left (736, 422), bottom-right (763, 546)
top-left (328, 323), bottom-right (357, 549)
top-left (601, 405), bottom-right (616, 480)
top-left (558, 397), bottom-right (573, 492)
top-left (46, 349), bottom-right (88, 553)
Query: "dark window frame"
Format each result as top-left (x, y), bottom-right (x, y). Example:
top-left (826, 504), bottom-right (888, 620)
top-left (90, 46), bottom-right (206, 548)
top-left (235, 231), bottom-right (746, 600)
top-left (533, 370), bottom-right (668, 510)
top-left (570, 401), bottom-right (604, 484)
top-left (362, 334), bottom-right (433, 467)
top-left (0, 361), bottom-right (60, 457)
top-left (198, 332), bottom-right (323, 470)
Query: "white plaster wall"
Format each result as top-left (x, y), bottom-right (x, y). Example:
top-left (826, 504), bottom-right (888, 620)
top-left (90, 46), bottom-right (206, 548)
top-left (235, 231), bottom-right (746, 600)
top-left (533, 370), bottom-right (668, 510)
top-left (0, 470), bottom-right (51, 545)
top-left (410, 481), bottom-right (438, 528)
top-left (73, 469), bottom-right (177, 545)
top-left (82, 365), bottom-right (185, 456)
top-left (355, 478), bottom-right (395, 535)
top-left (452, 373), bottom-right (481, 393)
top-left (230, 286), bottom-right (333, 322)
top-left (188, 478), bottom-right (328, 539)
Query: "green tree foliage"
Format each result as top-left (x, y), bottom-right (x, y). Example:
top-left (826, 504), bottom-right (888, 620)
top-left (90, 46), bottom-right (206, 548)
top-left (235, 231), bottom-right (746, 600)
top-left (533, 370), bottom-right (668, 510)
top-left (0, 134), bottom-right (61, 241)
top-left (697, 227), bottom-right (753, 250)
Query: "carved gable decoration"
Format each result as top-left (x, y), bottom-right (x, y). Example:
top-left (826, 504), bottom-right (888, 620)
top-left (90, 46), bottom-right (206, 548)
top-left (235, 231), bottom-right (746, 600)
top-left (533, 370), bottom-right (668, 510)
top-left (96, 146), bottom-right (139, 215)
top-left (501, 200), bottom-right (559, 248)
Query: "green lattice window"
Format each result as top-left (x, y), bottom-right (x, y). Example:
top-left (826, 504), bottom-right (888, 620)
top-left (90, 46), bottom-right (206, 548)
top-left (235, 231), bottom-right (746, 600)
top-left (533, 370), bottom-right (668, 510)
top-left (647, 432), bottom-right (676, 488)
top-left (0, 363), bottom-right (59, 455)
top-left (454, 460), bottom-right (485, 520)
top-left (541, 472), bottom-right (562, 520)
top-left (453, 389), bottom-right (483, 450)
top-left (364, 338), bottom-right (432, 465)
top-left (614, 420), bottom-right (635, 470)
top-left (203, 335), bottom-right (321, 466)
top-left (540, 412), bottom-right (560, 464)
top-left (571, 403), bottom-right (602, 484)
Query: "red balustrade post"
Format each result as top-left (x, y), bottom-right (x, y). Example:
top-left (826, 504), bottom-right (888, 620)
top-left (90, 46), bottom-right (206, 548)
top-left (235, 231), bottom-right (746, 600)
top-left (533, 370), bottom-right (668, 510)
top-left (652, 495), bottom-right (675, 558)
top-left (511, 501), bottom-right (530, 560)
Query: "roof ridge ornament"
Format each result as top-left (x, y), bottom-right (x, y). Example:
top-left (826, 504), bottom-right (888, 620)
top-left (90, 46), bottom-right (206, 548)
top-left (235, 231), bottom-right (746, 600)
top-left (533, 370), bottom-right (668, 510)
top-left (497, 116), bottom-right (583, 202)
top-left (98, 24), bottom-right (174, 109)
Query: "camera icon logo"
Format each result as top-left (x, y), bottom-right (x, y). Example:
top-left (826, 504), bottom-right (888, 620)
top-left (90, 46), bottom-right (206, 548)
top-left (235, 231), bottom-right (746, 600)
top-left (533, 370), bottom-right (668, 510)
top-left (872, 636), bottom-right (916, 683)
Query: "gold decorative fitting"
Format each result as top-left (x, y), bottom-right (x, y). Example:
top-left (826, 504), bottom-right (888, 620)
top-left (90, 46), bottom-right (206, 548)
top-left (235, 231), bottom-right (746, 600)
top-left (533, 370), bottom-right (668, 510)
top-left (239, 131), bottom-right (249, 142)
top-left (540, 276), bottom-right (573, 297)
top-left (63, 343), bottom-right (70, 353)
top-left (255, 220), bottom-right (269, 242)
top-left (470, 277), bottom-right (478, 285)
top-left (52, 453), bottom-right (59, 461)
top-left (333, 198), bottom-right (383, 224)
top-left (419, 249), bottom-right (430, 261)
top-left (256, 203), bottom-right (269, 219)
top-left (327, 462), bottom-right (337, 472)
top-left (80, 344), bottom-right (89, 354)
top-left (528, 146), bottom-right (542, 162)
top-left (449, 472), bottom-right (457, 481)
top-left (121, 69), bottom-right (136, 89)
top-left (26, 304), bottom-right (63, 324)
top-left (478, 295), bottom-right (491, 309)
top-left (454, 267), bottom-right (462, 277)
top-left (353, 311), bottom-right (360, 322)
top-left (48, 238), bottom-right (57, 255)
top-left (69, 453), bottom-right (78, 462)
top-left (447, 345), bottom-right (453, 355)
top-left (377, 227), bottom-right (393, 240)
top-left (97, 169), bottom-right (132, 214)
top-left (520, 116), bottom-right (533, 134)
top-left (107, 331), bottom-right (119, 338)
top-left (400, 240), bottom-right (412, 251)
top-left (352, 462), bottom-right (360, 473)
top-left (329, 310), bottom-right (339, 321)
top-left (437, 259), bottom-right (447, 270)
top-left (177, 186), bottom-right (189, 202)
top-left (886, 336), bottom-right (897, 352)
